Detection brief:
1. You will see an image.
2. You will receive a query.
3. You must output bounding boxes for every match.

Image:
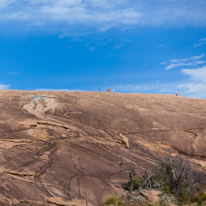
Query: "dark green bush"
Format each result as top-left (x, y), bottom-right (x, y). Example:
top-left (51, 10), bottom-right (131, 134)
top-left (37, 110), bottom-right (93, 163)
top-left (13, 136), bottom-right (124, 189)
top-left (122, 177), bottom-right (143, 191)
top-left (20, 198), bottom-right (30, 204)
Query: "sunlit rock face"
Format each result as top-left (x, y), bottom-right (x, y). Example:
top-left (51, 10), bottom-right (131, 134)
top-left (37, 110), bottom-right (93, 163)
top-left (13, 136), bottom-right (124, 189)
top-left (0, 90), bottom-right (206, 205)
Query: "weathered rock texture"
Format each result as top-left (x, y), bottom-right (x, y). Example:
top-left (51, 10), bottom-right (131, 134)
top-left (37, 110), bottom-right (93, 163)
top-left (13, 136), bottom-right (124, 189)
top-left (0, 90), bottom-right (206, 205)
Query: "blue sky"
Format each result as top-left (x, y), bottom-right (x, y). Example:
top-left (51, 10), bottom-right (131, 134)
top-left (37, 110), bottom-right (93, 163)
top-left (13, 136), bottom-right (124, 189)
top-left (0, 0), bottom-right (206, 98)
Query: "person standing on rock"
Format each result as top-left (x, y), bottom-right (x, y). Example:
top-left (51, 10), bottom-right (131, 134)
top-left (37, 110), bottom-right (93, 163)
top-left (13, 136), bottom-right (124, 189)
top-left (179, 91), bottom-right (181, 96)
top-left (113, 88), bottom-right (114, 93)
top-left (99, 88), bottom-right (101, 92)
top-left (176, 91), bottom-right (177, 96)
top-left (34, 94), bottom-right (37, 103)
top-left (40, 96), bottom-right (44, 103)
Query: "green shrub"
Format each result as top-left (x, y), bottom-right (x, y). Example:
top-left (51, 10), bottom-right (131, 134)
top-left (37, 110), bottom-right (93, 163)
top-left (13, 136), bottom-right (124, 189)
top-left (102, 195), bottom-right (126, 206)
top-left (115, 150), bottom-right (206, 205)
top-left (20, 198), bottom-right (30, 204)
top-left (122, 177), bottom-right (143, 191)
top-left (185, 191), bottom-right (206, 205)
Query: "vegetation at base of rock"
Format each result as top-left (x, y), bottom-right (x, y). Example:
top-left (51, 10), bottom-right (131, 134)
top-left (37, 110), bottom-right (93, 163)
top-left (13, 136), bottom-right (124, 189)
top-left (117, 150), bottom-right (206, 205)
top-left (19, 198), bottom-right (30, 204)
top-left (102, 195), bottom-right (126, 206)
top-left (122, 177), bottom-right (143, 191)
top-left (159, 194), bottom-right (176, 206)
top-left (153, 150), bottom-right (206, 205)
top-left (131, 195), bottom-right (146, 204)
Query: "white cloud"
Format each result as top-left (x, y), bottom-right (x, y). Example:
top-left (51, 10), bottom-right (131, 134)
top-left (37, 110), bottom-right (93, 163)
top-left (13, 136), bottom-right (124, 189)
top-left (161, 54), bottom-right (206, 98)
top-left (0, 84), bottom-right (10, 89)
top-left (181, 66), bottom-right (206, 82)
top-left (162, 55), bottom-right (206, 70)
top-left (99, 24), bottom-right (117, 32)
top-left (0, 0), bottom-right (205, 34)
top-left (3, 11), bottom-right (30, 20)
top-left (32, 20), bottom-right (45, 26)
top-left (0, 0), bottom-right (16, 9)
top-left (116, 84), bottom-right (141, 91)
top-left (116, 84), bottom-right (159, 92)
top-left (0, 0), bottom-right (141, 33)
top-left (176, 66), bottom-right (206, 98)
top-left (200, 38), bottom-right (206, 41)
top-left (194, 37), bottom-right (206, 48)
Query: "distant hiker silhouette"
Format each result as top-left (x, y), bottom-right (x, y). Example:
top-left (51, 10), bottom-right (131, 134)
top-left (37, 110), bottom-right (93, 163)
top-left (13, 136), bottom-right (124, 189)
top-left (176, 91), bottom-right (177, 96)
top-left (179, 91), bottom-right (181, 96)
top-left (34, 94), bottom-right (37, 103)
top-left (113, 88), bottom-right (114, 93)
top-left (99, 88), bottom-right (101, 92)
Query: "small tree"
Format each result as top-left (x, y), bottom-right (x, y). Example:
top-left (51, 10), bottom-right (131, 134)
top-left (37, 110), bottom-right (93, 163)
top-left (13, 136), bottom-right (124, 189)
top-left (110, 149), bottom-right (206, 204)
top-left (154, 150), bottom-right (206, 198)
top-left (109, 154), bottom-right (155, 194)
top-left (155, 150), bottom-right (191, 195)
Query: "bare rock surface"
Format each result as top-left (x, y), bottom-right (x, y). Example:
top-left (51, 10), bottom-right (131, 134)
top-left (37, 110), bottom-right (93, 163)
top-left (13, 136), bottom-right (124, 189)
top-left (0, 90), bottom-right (206, 205)
top-left (46, 197), bottom-right (76, 205)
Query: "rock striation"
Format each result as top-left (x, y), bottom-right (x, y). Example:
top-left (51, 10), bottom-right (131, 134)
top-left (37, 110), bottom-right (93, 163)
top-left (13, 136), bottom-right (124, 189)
top-left (0, 90), bottom-right (206, 205)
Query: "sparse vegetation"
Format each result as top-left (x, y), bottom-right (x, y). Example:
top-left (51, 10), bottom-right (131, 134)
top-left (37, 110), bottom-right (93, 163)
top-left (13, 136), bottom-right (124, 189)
top-left (93, 136), bottom-right (108, 142)
top-left (20, 198), bottom-right (30, 204)
top-left (94, 137), bottom-right (100, 141)
top-left (131, 195), bottom-right (146, 204)
top-left (111, 150), bottom-right (206, 205)
top-left (153, 150), bottom-right (206, 205)
top-left (159, 194), bottom-right (176, 206)
top-left (110, 154), bottom-right (155, 194)
top-left (102, 195), bottom-right (126, 206)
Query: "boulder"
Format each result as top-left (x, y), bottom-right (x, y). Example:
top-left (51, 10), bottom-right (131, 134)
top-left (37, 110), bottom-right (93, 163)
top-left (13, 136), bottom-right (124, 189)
top-left (61, 134), bottom-right (67, 138)
top-left (117, 133), bottom-right (129, 148)
top-left (47, 197), bottom-right (76, 206)
top-left (40, 155), bottom-right (49, 162)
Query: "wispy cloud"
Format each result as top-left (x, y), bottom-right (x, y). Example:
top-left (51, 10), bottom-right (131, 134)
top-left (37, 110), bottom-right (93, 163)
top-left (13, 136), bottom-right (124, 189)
top-left (194, 37), bottom-right (206, 48)
top-left (114, 43), bottom-right (123, 49)
top-left (0, 84), bottom-right (10, 89)
top-left (0, 0), bottom-right (205, 34)
top-left (177, 66), bottom-right (206, 98)
top-left (0, 0), bottom-right (16, 9)
top-left (0, 0), bottom-right (141, 33)
top-left (161, 54), bottom-right (206, 98)
top-left (161, 55), bottom-right (206, 70)
top-left (116, 84), bottom-right (159, 92)
top-left (116, 84), bottom-right (141, 91)
top-left (32, 20), bottom-right (45, 27)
